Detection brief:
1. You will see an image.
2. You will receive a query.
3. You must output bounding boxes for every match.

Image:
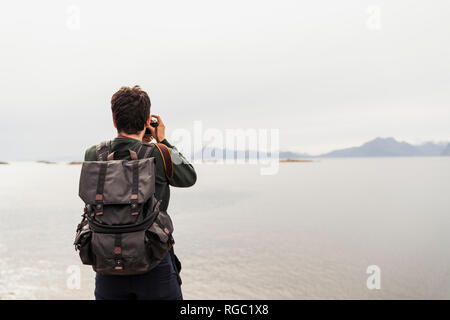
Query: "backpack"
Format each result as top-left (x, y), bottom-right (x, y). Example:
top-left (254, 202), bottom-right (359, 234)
top-left (74, 141), bottom-right (181, 282)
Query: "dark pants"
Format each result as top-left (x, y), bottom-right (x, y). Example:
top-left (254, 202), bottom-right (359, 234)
top-left (94, 252), bottom-right (182, 300)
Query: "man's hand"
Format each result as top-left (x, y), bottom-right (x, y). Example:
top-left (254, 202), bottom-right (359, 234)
top-left (147, 114), bottom-right (165, 143)
top-left (142, 130), bottom-right (153, 144)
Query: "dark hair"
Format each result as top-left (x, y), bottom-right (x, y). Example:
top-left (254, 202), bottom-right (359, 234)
top-left (111, 85), bottom-right (151, 134)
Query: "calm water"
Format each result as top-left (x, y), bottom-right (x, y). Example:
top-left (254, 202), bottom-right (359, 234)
top-left (0, 158), bottom-right (449, 299)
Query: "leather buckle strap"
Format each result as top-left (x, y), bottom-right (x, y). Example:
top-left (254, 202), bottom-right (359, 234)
top-left (130, 162), bottom-right (139, 216)
top-left (95, 162), bottom-right (107, 216)
top-left (114, 234), bottom-right (123, 271)
top-left (130, 202), bottom-right (139, 216)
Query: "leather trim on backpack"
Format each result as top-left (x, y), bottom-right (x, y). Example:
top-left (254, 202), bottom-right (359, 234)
top-left (155, 143), bottom-right (174, 180)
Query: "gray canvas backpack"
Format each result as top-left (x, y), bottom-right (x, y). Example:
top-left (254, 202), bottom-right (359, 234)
top-left (74, 141), bottom-right (181, 281)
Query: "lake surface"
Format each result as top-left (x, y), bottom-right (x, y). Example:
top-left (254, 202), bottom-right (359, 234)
top-left (0, 158), bottom-right (449, 299)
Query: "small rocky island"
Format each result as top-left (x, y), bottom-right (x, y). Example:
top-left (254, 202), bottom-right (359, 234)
top-left (279, 159), bottom-right (314, 163)
top-left (37, 161), bottom-right (57, 164)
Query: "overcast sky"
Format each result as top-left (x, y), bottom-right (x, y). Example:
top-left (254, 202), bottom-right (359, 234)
top-left (0, 0), bottom-right (449, 160)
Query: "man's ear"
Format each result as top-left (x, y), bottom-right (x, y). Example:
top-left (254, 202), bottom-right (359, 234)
top-left (113, 116), bottom-right (117, 129)
top-left (145, 116), bottom-right (151, 127)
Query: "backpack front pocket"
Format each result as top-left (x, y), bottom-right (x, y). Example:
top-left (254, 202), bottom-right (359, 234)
top-left (91, 230), bottom-right (151, 275)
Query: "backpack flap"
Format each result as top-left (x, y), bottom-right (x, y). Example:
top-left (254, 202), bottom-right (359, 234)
top-left (79, 158), bottom-right (155, 205)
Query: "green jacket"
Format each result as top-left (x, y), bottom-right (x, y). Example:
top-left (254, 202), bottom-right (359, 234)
top-left (84, 137), bottom-right (196, 211)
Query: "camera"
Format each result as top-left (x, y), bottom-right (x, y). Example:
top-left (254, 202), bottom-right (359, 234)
top-left (145, 119), bottom-right (159, 135)
top-left (150, 119), bottom-right (159, 128)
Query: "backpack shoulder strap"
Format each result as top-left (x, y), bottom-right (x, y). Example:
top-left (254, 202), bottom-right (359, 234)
top-left (95, 140), bottom-right (112, 161)
top-left (137, 143), bottom-right (156, 160)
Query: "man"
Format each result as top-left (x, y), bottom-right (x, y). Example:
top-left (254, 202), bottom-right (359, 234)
top-left (84, 85), bottom-right (196, 300)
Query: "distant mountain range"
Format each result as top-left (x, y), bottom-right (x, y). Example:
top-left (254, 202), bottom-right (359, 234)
top-left (319, 137), bottom-right (450, 158)
top-left (195, 137), bottom-right (450, 160)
